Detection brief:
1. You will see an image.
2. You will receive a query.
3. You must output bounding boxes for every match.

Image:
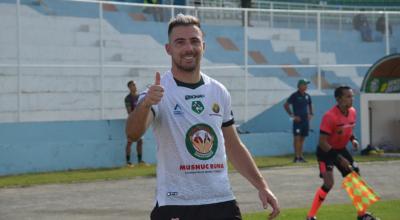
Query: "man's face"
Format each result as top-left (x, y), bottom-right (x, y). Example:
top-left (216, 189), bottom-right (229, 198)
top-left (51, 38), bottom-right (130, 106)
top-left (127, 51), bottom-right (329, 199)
top-left (337, 89), bottom-right (354, 109)
top-left (298, 84), bottom-right (308, 92)
top-left (129, 82), bottom-right (137, 94)
top-left (166, 25), bottom-right (205, 73)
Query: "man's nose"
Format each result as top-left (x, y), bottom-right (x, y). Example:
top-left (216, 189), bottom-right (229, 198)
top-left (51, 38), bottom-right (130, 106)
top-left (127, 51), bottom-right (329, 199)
top-left (182, 42), bottom-right (194, 51)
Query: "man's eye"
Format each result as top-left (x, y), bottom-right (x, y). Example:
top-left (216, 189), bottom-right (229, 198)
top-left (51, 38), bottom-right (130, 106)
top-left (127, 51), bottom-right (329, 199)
top-left (175, 40), bottom-right (185, 45)
top-left (192, 40), bottom-right (201, 45)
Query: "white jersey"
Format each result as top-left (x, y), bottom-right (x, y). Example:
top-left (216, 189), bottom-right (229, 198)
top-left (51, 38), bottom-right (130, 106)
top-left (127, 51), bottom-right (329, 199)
top-left (141, 70), bottom-right (235, 206)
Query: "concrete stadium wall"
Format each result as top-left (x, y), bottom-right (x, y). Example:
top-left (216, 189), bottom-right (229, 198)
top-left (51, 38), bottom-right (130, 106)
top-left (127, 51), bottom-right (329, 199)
top-left (0, 119), bottom-right (154, 176)
top-left (0, 119), bottom-right (299, 176)
top-left (0, 94), bottom-right (361, 176)
top-left (239, 94), bottom-right (362, 155)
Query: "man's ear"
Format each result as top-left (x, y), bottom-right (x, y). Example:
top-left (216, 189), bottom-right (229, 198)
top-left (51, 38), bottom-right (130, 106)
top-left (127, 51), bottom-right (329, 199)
top-left (165, 43), bottom-right (171, 55)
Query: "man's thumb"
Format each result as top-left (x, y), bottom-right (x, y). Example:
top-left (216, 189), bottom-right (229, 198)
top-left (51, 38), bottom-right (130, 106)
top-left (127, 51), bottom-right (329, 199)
top-left (155, 72), bottom-right (160, 85)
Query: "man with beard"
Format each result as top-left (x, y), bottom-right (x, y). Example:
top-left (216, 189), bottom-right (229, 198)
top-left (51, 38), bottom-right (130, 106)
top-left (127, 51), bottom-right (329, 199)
top-left (126, 14), bottom-right (280, 220)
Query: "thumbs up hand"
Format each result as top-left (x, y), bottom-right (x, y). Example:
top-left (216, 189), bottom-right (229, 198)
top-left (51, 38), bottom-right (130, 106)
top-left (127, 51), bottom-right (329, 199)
top-left (143, 72), bottom-right (164, 108)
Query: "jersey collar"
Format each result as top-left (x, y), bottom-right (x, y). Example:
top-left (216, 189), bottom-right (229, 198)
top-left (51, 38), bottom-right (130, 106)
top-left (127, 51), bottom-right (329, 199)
top-left (173, 76), bottom-right (204, 89)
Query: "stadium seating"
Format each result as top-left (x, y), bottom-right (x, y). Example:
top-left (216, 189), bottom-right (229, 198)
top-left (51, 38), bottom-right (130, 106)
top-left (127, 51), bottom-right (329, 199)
top-left (0, 1), bottom-right (398, 124)
top-left (3, 1), bottom-right (399, 175)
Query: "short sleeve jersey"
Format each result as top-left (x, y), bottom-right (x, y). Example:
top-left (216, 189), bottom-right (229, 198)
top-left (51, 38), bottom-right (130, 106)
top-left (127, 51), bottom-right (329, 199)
top-left (320, 106), bottom-right (356, 150)
top-left (139, 71), bottom-right (235, 206)
top-left (125, 93), bottom-right (139, 112)
top-left (287, 91), bottom-right (312, 119)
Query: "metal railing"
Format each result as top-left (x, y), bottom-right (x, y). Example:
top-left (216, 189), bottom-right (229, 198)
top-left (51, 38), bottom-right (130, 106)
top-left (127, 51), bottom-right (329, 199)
top-left (0, 0), bottom-right (399, 123)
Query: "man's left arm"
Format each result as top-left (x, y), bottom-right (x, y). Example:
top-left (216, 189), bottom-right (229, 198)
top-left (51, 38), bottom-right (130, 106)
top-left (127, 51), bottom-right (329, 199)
top-left (308, 94), bottom-right (313, 121)
top-left (223, 125), bottom-right (280, 220)
top-left (350, 134), bottom-right (359, 151)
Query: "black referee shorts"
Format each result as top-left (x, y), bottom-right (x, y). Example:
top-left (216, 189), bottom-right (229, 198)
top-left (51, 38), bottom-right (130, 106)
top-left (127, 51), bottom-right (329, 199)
top-left (150, 200), bottom-right (242, 220)
top-left (316, 146), bottom-right (359, 178)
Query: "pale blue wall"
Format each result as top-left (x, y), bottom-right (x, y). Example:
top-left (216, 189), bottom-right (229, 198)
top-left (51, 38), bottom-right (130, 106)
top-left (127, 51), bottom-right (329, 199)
top-left (0, 120), bottom-right (157, 176)
top-left (0, 95), bottom-right (361, 176)
top-left (240, 91), bottom-right (361, 154)
top-left (0, 119), bottom-right (294, 176)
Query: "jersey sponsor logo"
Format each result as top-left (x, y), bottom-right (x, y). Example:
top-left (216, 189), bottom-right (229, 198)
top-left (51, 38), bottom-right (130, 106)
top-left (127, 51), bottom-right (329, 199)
top-left (179, 163), bottom-right (224, 171)
top-left (185, 94), bottom-right (205, 100)
top-left (336, 123), bottom-right (355, 128)
top-left (185, 123), bottom-right (218, 160)
top-left (212, 103), bottom-right (220, 113)
top-left (209, 103), bottom-right (222, 117)
top-left (191, 101), bottom-right (205, 114)
top-left (173, 104), bottom-right (184, 115)
top-left (179, 163), bottom-right (224, 174)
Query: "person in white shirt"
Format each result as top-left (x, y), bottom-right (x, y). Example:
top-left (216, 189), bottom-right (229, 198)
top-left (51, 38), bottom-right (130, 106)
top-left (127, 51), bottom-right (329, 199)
top-left (126, 14), bottom-right (280, 220)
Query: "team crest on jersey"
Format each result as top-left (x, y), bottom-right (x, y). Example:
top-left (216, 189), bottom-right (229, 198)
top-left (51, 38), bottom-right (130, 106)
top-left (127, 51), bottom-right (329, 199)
top-left (191, 101), bottom-right (205, 114)
top-left (185, 124), bottom-right (218, 160)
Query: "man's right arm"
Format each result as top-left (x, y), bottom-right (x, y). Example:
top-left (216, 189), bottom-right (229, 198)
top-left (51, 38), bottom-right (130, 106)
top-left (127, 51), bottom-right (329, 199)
top-left (126, 72), bottom-right (163, 141)
top-left (283, 101), bottom-right (293, 117)
top-left (284, 94), bottom-right (296, 118)
top-left (319, 113), bottom-right (334, 153)
top-left (319, 133), bottom-right (332, 152)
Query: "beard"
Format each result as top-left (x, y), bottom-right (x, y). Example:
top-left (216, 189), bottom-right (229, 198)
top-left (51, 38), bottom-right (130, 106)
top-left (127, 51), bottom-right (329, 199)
top-left (172, 54), bottom-right (200, 73)
top-left (175, 62), bottom-right (197, 72)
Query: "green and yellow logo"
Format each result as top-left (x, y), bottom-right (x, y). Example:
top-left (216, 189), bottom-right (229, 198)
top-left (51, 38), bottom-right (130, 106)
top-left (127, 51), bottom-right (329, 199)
top-left (185, 124), bottom-right (218, 160)
top-left (191, 101), bottom-right (204, 114)
top-left (212, 103), bottom-right (220, 113)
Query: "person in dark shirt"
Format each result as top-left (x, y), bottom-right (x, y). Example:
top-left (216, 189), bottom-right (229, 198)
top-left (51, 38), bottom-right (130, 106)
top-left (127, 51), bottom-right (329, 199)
top-left (241, 0), bottom-right (253, 27)
top-left (124, 81), bottom-right (145, 166)
top-left (376, 15), bottom-right (393, 36)
top-left (284, 79), bottom-right (313, 163)
top-left (353, 13), bottom-right (373, 42)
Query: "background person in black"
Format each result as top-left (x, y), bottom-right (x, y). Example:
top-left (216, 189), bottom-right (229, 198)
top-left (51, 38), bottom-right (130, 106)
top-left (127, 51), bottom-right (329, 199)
top-left (124, 80), bottom-right (145, 166)
top-left (241, 0), bottom-right (253, 27)
top-left (284, 79), bottom-right (313, 163)
top-left (352, 12), bottom-right (373, 42)
top-left (376, 15), bottom-right (393, 36)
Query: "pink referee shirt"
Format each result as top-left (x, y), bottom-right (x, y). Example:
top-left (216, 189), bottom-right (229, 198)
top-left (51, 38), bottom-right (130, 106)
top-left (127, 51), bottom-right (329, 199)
top-left (320, 106), bottom-right (356, 150)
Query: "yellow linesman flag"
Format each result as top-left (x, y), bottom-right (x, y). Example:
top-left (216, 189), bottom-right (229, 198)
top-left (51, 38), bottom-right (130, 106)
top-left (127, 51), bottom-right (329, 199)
top-left (342, 171), bottom-right (380, 212)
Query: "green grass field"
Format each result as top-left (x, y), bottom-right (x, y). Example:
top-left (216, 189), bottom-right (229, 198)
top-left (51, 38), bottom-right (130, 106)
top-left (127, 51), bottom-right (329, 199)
top-left (0, 154), bottom-right (398, 188)
top-left (243, 199), bottom-right (400, 220)
top-left (1, 154), bottom-right (398, 219)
